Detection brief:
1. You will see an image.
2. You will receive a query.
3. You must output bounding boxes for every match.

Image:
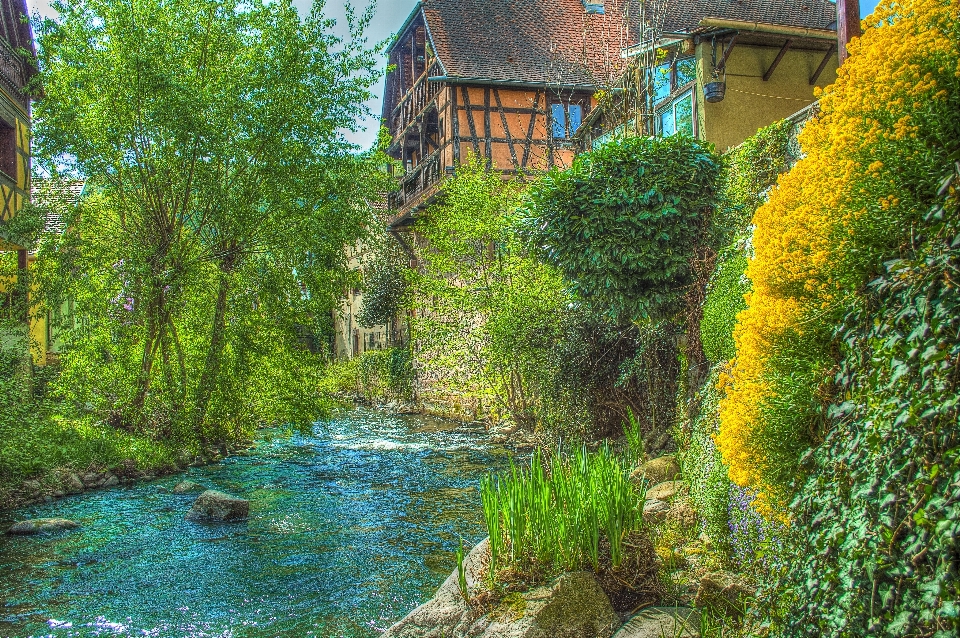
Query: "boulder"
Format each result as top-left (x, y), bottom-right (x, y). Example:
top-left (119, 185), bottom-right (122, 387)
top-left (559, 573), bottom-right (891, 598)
top-left (665, 502), bottom-right (698, 528)
top-left (612, 607), bottom-right (700, 638)
top-left (7, 518), bottom-right (80, 535)
top-left (173, 480), bottom-right (206, 494)
top-left (102, 474), bottom-right (119, 488)
top-left (630, 456), bottom-right (680, 486)
top-left (22, 479), bottom-right (42, 495)
top-left (62, 472), bottom-right (85, 495)
top-left (693, 572), bottom-right (755, 619)
top-left (185, 490), bottom-right (249, 522)
top-left (645, 481), bottom-right (688, 502)
top-left (383, 538), bottom-right (619, 638)
top-left (642, 499), bottom-right (671, 524)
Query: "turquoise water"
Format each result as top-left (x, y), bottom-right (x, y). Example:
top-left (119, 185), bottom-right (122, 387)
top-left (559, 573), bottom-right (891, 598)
top-left (0, 409), bottom-right (513, 637)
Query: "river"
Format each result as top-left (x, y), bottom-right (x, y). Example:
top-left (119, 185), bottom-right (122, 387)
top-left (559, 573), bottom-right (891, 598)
top-left (0, 408), bottom-right (514, 637)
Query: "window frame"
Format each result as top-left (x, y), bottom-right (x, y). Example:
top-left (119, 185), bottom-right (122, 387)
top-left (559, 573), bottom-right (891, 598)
top-left (550, 100), bottom-right (586, 140)
top-left (656, 88), bottom-right (697, 138)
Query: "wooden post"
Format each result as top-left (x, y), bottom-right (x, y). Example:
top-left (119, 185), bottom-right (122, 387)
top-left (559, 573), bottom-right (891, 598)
top-left (837, 0), bottom-right (861, 63)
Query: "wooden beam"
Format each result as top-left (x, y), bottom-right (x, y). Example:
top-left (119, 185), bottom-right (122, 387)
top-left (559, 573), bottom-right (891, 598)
top-left (493, 89), bottom-right (520, 169)
top-left (451, 87), bottom-right (460, 164)
top-left (460, 87), bottom-right (481, 156)
top-left (837, 0), bottom-right (861, 63)
top-left (763, 39), bottom-right (793, 82)
top-left (717, 34), bottom-right (738, 71)
top-left (809, 43), bottom-right (836, 85)
top-left (521, 90), bottom-right (541, 168)
top-left (483, 88), bottom-right (492, 164)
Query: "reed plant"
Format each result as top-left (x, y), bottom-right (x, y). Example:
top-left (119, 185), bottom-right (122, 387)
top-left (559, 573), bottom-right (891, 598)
top-left (479, 445), bottom-right (642, 579)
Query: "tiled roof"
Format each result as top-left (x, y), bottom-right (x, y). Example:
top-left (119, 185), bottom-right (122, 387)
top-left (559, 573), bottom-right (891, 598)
top-left (658, 0), bottom-right (837, 35)
top-left (414, 0), bottom-right (836, 87)
top-left (421, 0), bottom-right (642, 87)
top-left (31, 178), bottom-right (85, 236)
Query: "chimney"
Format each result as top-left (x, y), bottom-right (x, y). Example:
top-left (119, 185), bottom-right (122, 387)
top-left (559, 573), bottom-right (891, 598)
top-left (837, 0), bottom-right (861, 63)
top-left (583, 1), bottom-right (605, 14)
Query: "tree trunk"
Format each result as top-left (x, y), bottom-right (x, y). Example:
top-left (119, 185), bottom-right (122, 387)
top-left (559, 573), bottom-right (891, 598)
top-left (194, 271), bottom-right (231, 438)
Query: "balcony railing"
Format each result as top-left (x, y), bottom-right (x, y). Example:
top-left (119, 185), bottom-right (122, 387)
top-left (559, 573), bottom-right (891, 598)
top-left (386, 152), bottom-right (443, 226)
top-left (0, 39), bottom-right (30, 110)
top-left (391, 61), bottom-right (442, 138)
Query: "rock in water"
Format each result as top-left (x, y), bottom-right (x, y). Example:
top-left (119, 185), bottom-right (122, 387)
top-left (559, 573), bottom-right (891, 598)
top-left (612, 607), bottom-right (700, 638)
top-left (172, 480), bottom-right (206, 494)
top-left (383, 537), bottom-right (620, 638)
top-left (62, 473), bottom-right (85, 495)
top-left (185, 490), bottom-right (249, 522)
top-left (7, 518), bottom-right (80, 535)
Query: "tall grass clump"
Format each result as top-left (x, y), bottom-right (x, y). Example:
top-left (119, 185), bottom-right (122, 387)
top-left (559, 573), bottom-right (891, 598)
top-left (480, 445), bottom-right (641, 578)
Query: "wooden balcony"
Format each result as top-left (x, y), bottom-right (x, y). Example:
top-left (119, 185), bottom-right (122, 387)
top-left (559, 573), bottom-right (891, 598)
top-left (386, 152), bottom-right (443, 228)
top-left (390, 61), bottom-right (442, 140)
top-left (0, 39), bottom-right (30, 111)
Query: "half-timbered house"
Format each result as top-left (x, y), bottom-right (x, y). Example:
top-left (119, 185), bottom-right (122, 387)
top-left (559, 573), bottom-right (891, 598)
top-left (0, 0), bottom-right (37, 363)
top-left (382, 0), bottom-right (641, 232)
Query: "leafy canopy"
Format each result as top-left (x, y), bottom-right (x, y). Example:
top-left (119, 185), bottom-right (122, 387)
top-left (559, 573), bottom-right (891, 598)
top-left (521, 135), bottom-right (720, 322)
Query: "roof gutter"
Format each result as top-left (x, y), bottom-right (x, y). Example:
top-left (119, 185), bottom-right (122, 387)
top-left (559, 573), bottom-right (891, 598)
top-left (427, 76), bottom-right (599, 91)
top-left (698, 17), bottom-right (837, 40)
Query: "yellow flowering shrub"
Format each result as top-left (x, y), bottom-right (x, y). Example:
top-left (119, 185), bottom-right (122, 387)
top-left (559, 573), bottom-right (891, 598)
top-left (717, 0), bottom-right (960, 511)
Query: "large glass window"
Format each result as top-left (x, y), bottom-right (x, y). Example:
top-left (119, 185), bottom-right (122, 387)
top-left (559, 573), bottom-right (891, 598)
top-left (651, 56), bottom-right (696, 104)
top-left (658, 90), bottom-right (694, 137)
top-left (652, 61), bottom-right (671, 102)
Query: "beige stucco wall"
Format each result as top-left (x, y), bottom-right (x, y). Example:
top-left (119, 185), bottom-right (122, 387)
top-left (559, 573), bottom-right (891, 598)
top-left (696, 41), bottom-right (838, 152)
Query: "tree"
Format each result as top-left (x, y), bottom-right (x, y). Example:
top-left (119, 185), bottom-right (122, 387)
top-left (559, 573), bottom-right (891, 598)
top-left (33, 0), bottom-right (390, 442)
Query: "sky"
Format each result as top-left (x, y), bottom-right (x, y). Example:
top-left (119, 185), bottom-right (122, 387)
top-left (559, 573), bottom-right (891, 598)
top-left (26, 0), bottom-right (881, 150)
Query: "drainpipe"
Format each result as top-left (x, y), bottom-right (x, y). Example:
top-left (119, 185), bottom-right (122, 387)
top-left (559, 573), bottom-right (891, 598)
top-left (837, 0), bottom-right (861, 63)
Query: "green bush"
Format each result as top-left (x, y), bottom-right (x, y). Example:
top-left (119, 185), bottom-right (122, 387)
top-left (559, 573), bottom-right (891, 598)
top-left (765, 206), bottom-right (960, 637)
top-left (522, 135), bottom-right (720, 322)
top-left (324, 347), bottom-right (413, 404)
top-left (700, 250), bottom-right (749, 365)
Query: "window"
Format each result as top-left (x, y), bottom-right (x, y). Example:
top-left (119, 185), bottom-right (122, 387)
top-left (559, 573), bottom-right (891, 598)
top-left (650, 55), bottom-right (697, 105)
top-left (658, 90), bottom-right (694, 137)
top-left (551, 102), bottom-right (584, 139)
top-left (0, 119), bottom-right (16, 179)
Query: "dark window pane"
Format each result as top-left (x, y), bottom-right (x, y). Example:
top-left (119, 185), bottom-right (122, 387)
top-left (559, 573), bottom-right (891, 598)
top-left (568, 104), bottom-right (582, 136)
top-left (551, 103), bottom-right (566, 138)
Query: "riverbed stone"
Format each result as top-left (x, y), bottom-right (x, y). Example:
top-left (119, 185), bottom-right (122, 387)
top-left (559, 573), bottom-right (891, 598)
top-left (185, 490), bottom-right (249, 522)
top-left (645, 480), bottom-right (688, 502)
top-left (7, 518), bottom-right (80, 535)
top-left (612, 607), bottom-right (700, 638)
top-left (630, 455), bottom-right (680, 486)
top-left (382, 538), bottom-right (619, 638)
top-left (62, 472), bottom-right (85, 495)
top-left (642, 498), bottom-right (671, 524)
top-left (173, 480), bottom-right (206, 494)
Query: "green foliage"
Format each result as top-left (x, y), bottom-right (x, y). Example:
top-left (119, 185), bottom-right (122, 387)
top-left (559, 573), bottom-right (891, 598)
top-left (323, 346), bottom-right (413, 404)
top-left (456, 539), bottom-right (470, 603)
top-left (358, 237), bottom-right (409, 329)
top-left (31, 0), bottom-right (389, 442)
top-left (480, 446), bottom-right (641, 576)
top-left (765, 172), bottom-right (960, 638)
top-left (717, 119), bottom-right (796, 243)
top-left (522, 135), bottom-right (721, 322)
top-left (676, 368), bottom-right (733, 553)
top-left (700, 251), bottom-right (749, 365)
top-left (410, 158), bottom-right (568, 424)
